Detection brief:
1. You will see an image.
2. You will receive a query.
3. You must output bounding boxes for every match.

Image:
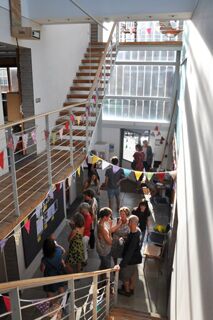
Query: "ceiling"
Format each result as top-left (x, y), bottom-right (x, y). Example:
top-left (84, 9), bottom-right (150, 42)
top-left (21, 0), bottom-right (198, 24)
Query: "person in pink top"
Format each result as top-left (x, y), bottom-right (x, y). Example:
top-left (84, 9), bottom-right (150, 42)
top-left (132, 144), bottom-right (144, 171)
top-left (79, 202), bottom-right (93, 266)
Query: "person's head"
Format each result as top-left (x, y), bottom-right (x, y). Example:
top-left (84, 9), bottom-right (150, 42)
top-left (111, 156), bottom-right (119, 166)
top-left (137, 199), bottom-right (148, 212)
top-left (99, 207), bottom-right (112, 221)
top-left (128, 215), bottom-right (139, 231)
top-left (83, 188), bottom-right (95, 201)
top-left (135, 144), bottom-right (142, 152)
top-left (88, 172), bottom-right (99, 184)
top-left (43, 238), bottom-right (56, 258)
top-left (79, 202), bottom-right (90, 215)
top-left (143, 140), bottom-right (148, 147)
top-left (73, 212), bottom-right (85, 228)
top-left (119, 206), bottom-right (130, 222)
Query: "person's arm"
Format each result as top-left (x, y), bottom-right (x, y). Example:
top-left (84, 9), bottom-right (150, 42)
top-left (110, 219), bottom-right (122, 233)
top-left (104, 175), bottom-right (109, 187)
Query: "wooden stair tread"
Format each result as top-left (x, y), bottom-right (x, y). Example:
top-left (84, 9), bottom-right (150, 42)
top-left (73, 79), bottom-right (107, 83)
top-left (109, 308), bottom-right (167, 320)
top-left (76, 72), bottom-right (110, 76)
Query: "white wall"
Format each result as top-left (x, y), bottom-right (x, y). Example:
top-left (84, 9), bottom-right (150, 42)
top-left (169, 0), bottom-right (213, 319)
top-left (0, 5), bottom-right (90, 153)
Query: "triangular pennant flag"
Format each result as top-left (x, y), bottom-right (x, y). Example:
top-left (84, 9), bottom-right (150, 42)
top-left (76, 307), bottom-right (82, 320)
top-left (112, 165), bottom-right (120, 174)
top-left (169, 170), bottom-right (177, 180)
top-left (102, 160), bottom-right (109, 170)
top-left (55, 183), bottom-right (62, 192)
top-left (44, 130), bottom-right (49, 141)
top-left (68, 175), bottom-right (72, 187)
top-left (7, 136), bottom-right (14, 151)
top-left (31, 130), bottom-right (37, 144)
top-left (0, 239), bottom-right (8, 252)
top-left (51, 132), bottom-right (57, 145)
top-left (61, 292), bottom-right (68, 308)
top-left (76, 116), bottom-right (81, 126)
top-left (59, 127), bottom-right (64, 140)
top-left (134, 171), bottom-right (142, 181)
top-left (146, 27), bottom-right (152, 34)
top-left (70, 114), bottom-right (75, 124)
top-left (22, 133), bottom-right (29, 150)
top-left (2, 296), bottom-right (11, 312)
top-left (157, 172), bottom-right (165, 182)
top-left (0, 151), bottom-right (4, 169)
top-left (24, 219), bottom-right (31, 234)
top-left (77, 167), bottom-right (81, 176)
top-left (93, 94), bottom-right (97, 103)
top-left (123, 168), bottom-right (131, 177)
top-left (65, 122), bottom-right (69, 131)
top-left (12, 134), bottom-right (20, 150)
top-left (49, 189), bottom-right (54, 199)
top-left (146, 172), bottom-right (154, 181)
top-left (92, 155), bottom-right (99, 164)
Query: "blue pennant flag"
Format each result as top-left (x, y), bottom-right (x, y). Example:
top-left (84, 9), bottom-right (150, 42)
top-left (123, 168), bottom-right (131, 177)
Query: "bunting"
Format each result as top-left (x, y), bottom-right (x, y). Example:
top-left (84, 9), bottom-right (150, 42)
top-left (65, 122), bottom-right (69, 131)
top-left (123, 168), bottom-right (131, 177)
top-left (24, 219), bottom-right (31, 234)
top-left (51, 132), bottom-right (57, 145)
top-left (92, 155), bottom-right (100, 164)
top-left (0, 150), bottom-right (4, 169)
top-left (0, 239), bottom-right (7, 252)
top-left (12, 134), bottom-right (20, 150)
top-left (146, 27), bottom-right (152, 34)
top-left (68, 175), bottom-right (72, 187)
top-left (2, 295), bottom-right (11, 312)
top-left (157, 172), bottom-right (165, 182)
top-left (76, 116), bottom-right (81, 126)
top-left (31, 130), bottom-right (37, 144)
top-left (112, 165), bottom-right (120, 174)
top-left (48, 189), bottom-right (54, 199)
top-left (102, 160), bottom-right (109, 170)
top-left (7, 136), bottom-right (14, 151)
top-left (146, 172), bottom-right (154, 181)
top-left (77, 166), bottom-right (81, 176)
top-left (22, 133), bottom-right (29, 150)
top-left (59, 128), bottom-right (64, 140)
top-left (70, 114), bottom-right (75, 124)
top-left (134, 171), bottom-right (142, 181)
top-left (55, 182), bottom-right (62, 192)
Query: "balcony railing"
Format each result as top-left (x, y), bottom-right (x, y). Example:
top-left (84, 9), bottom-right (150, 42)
top-left (0, 268), bottom-right (119, 320)
top-left (0, 23), bottom-right (119, 240)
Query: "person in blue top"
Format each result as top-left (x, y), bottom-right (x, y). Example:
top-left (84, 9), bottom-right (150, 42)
top-left (40, 238), bottom-right (66, 298)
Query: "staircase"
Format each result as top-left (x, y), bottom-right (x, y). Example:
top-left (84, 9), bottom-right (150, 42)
top-left (108, 307), bottom-right (167, 320)
top-left (52, 42), bottom-right (116, 157)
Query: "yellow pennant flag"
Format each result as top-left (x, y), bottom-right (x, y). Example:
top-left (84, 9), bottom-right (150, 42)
top-left (92, 155), bottom-right (100, 164)
top-left (134, 171), bottom-right (142, 181)
top-left (76, 116), bottom-right (81, 126)
top-left (77, 166), bottom-right (81, 176)
top-left (51, 132), bottom-right (57, 145)
top-left (146, 172), bottom-right (154, 181)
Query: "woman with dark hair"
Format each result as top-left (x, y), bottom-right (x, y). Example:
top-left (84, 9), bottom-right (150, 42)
top-left (132, 144), bottom-right (144, 171)
top-left (131, 199), bottom-right (151, 244)
top-left (40, 238), bottom-right (66, 297)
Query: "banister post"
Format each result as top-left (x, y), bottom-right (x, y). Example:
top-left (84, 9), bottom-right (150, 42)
top-left (68, 278), bottom-right (75, 320)
top-left (45, 115), bottom-right (53, 189)
top-left (68, 111), bottom-right (74, 167)
top-left (85, 104), bottom-right (89, 154)
top-left (7, 127), bottom-right (20, 217)
top-left (92, 274), bottom-right (98, 320)
top-left (105, 271), bottom-right (110, 317)
top-left (10, 288), bottom-right (22, 319)
top-left (114, 269), bottom-right (119, 305)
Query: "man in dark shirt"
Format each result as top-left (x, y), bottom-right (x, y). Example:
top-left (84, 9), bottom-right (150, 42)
top-left (118, 215), bottom-right (142, 297)
top-left (105, 156), bottom-right (125, 212)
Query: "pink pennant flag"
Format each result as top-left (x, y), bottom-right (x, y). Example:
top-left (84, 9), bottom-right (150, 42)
top-left (112, 165), bottom-right (120, 173)
top-left (31, 130), bottom-right (37, 144)
top-left (7, 136), bottom-right (14, 151)
top-left (0, 151), bottom-right (4, 169)
top-left (44, 130), bottom-right (49, 141)
top-left (0, 239), bottom-right (8, 252)
top-left (65, 122), bottom-right (69, 131)
top-left (59, 128), bottom-right (64, 140)
top-left (93, 94), bottom-right (97, 103)
top-left (24, 219), bottom-right (31, 234)
top-left (146, 27), bottom-right (152, 34)
top-left (55, 182), bottom-right (62, 192)
top-left (70, 114), bottom-right (75, 124)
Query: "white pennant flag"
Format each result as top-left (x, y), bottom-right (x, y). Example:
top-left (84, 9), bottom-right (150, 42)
top-left (76, 307), bottom-right (82, 320)
top-left (68, 175), bottom-right (72, 187)
top-left (12, 134), bottom-right (20, 150)
top-left (59, 128), bottom-right (64, 140)
top-left (61, 292), bottom-right (68, 308)
top-left (22, 133), bottom-right (29, 150)
top-left (102, 160), bottom-right (109, 170)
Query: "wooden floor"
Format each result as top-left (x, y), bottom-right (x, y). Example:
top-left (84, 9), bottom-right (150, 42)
top-left (108, 307), bottom-right (167, 320)
top-left (0, 150), bottom-right (85, 239)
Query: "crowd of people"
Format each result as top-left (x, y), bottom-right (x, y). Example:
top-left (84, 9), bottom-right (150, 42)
top-left (40, 144), bottom-right (153, 299)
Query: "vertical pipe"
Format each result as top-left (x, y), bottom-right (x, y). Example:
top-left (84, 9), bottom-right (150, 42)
top-left (68, 279), bottom-right (75, 320)
top-left (69, 112), bottom-right (74, 167)
top-left (10, 288), bottom-right (22, 320)
top-left (92, 275), bottom-right (98, 320)
top-left (105, 271), bottom-right (110, 317)
top-left (8, 127), bottom-right (20, 217)
top-left (45, 115), bottom-right (52, 189)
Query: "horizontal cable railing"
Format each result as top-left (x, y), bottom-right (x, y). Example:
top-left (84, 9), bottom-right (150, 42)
top-left (0, 22), bottom-right (119, 240)
top-left (0, 268), bottom-right (119, 320)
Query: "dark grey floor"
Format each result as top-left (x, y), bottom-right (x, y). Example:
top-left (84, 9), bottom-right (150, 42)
top-left (24, 188), bottom-right (168, 318)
